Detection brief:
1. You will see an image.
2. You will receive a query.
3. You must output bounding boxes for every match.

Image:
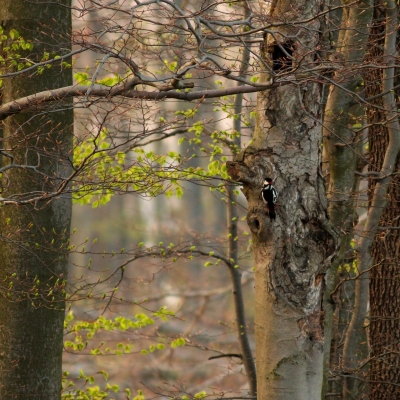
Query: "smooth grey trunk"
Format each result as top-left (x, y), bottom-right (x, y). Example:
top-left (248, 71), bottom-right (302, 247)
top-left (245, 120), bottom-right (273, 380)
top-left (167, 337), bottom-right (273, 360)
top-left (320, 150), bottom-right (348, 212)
top-left (0, 1), bottom-right (72, 399)
top-left (323, 0), bottom-right (373, 228)
top-left (322, 106), bottom-right (365, 398)
top-left (322, 0), bottom-right (373, 396)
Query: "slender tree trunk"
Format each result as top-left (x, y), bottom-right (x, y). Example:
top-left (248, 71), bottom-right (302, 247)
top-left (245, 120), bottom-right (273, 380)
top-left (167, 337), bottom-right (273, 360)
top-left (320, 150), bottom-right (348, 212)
top-left (325, 128), bottom-right (365, 399)
top-left (225, 5), bottom-right (257, 393)
top-left (227, 1), bottom-right (337, 398)
top-left (0, 1), bottom-right (72, 398)
top-left (226, 184), bottom-right (257, 396)
top-left (322, 0), bottom-right (373, 396)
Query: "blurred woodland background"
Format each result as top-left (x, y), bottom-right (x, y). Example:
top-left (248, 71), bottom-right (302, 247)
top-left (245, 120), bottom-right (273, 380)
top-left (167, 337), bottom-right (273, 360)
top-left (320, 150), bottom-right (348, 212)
top-left (2, 0), bottom-right (400, 399)
top-left (65, 1), bottom-right (256, 397)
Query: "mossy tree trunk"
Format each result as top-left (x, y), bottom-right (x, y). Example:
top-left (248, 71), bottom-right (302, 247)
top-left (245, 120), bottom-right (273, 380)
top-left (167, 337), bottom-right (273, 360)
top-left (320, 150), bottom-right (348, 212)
top-left (0, 1), bottom-right (72, 399)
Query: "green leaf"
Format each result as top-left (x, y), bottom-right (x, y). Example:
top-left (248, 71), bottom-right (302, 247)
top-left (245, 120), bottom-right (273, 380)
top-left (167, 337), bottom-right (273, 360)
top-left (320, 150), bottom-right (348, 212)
top-left (97, 76), bottom-right (120, 86)
top-left (74, 72), bottom-right (90, 85)
top-left (171, 338), bottom-right (186, 348)
top-left (9, 29), bottom-right (20, 40)
top-left (99, 370), bottom-right (108, 380)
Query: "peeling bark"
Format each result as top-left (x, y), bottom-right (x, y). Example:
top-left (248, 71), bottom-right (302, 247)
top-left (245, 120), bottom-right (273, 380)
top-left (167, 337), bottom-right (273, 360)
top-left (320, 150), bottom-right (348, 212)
top-left (227, 1), bottom-right (337, 397)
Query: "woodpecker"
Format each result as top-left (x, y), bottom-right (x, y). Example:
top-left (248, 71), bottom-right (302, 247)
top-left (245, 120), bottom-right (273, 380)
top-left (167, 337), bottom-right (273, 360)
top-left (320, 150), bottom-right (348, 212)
top-left (261, 177), bottom-right (278, 220)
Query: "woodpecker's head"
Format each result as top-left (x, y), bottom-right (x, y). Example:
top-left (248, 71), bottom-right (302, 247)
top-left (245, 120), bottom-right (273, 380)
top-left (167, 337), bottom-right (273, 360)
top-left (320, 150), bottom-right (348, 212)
top-left (263, 177), bottom-right (273, 186)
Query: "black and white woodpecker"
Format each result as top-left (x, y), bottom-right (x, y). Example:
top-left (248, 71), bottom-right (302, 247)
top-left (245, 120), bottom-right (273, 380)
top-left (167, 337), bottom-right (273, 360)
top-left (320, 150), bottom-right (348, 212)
top-left (260, 177), bottom-right (278, 220)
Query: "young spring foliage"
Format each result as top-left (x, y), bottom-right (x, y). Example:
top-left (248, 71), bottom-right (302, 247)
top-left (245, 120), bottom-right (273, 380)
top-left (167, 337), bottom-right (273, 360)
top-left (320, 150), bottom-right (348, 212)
top-left (0, 27), bottom-right (33, 86)
top-left (63, 309), bottom-right (186, 399)
top-left (0, 27), bottom-right (72, 88)
top-left (73, 129), bottom-right (186, 207)
top-left (64, 307), bottom-right (181, 352)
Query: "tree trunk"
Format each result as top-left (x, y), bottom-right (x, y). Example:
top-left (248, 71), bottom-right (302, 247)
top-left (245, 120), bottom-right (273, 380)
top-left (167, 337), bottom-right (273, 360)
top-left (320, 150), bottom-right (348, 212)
top-left (369, 107), bottom-right (400, 400)
top-left (227, 1), bottom-right (337, 398)
top-left (0, 1), bottom-right (72, 399)
top-left (226, 9), bottom-right (257, 393)
top-left (321, 0), bottom-right (373, 396)
top-left (341, 0), bottom-right (400, 398)
top-left (366, 6), bottom-right (400, 398)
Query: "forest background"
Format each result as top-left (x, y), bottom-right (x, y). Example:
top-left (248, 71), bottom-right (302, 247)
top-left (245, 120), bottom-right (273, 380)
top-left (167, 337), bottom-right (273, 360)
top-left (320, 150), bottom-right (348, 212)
top-left (0, 0), bottom-right (399, 399)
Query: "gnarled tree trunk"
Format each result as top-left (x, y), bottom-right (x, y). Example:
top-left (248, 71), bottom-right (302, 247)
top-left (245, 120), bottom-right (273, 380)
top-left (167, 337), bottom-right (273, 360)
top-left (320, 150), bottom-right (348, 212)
top-left (227, 0), bottom-right (337, 398)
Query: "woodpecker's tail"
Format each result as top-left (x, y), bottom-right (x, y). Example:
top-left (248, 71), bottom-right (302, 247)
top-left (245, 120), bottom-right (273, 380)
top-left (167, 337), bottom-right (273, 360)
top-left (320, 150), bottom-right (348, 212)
top-left (267, 202), bottom-right (276, 221)
top-left (269, 208), bottom-right (276, 221)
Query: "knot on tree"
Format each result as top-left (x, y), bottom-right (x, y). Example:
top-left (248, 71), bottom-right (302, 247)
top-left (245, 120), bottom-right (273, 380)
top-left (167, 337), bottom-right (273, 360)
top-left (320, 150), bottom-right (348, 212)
top-left (226, 161), bottom-right (255, 185)
top-left (226, 147), bottom-right (274, 186)
top-left (246, 207), bottom-right (276, 243)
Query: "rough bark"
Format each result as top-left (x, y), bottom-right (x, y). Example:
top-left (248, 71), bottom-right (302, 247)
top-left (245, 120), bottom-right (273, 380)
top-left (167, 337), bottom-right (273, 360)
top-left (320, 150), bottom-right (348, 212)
top-left (0, 1), bottom-right (72, 399)
top-left (341, 1), bottom-right (400, 398)
top-left (366, 6), bottom-right (400, 398)
top-left (227, 1), bottom-right (337, 398)
top-left (369, 105), bottom-right (400, 400)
